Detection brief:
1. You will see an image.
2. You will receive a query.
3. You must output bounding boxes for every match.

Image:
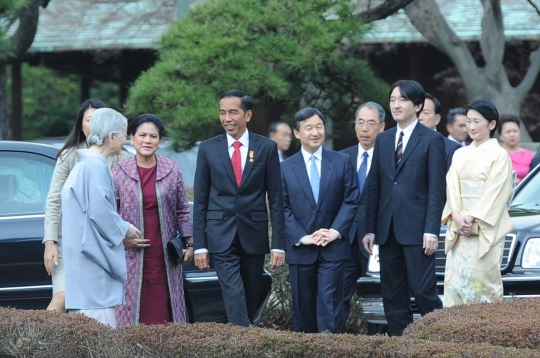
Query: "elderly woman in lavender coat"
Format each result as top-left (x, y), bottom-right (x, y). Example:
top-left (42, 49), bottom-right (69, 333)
top-left (61, 108), bottom-right (142, 327)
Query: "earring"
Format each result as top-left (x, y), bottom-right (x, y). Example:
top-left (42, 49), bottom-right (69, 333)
top-left (131, 141), bottom-right (134, 145)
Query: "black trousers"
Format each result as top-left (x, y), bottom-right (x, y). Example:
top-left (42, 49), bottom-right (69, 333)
top-left (379, 225), bottom-right (442, 336)
top-left (343, 240), bottom-right (368, 321)
top-left (212, 234), bottom-right (265, 327)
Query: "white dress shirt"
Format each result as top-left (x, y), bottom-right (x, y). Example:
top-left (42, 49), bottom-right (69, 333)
top-left (395, 119), bottom-right (418, 152)
top-left (448, 134), bottom-right (467, 147)
top-left (195, 129), bottom-right (284, 254)
top-left (227, 130), bottom-right (249, 170)
top-left (301, 146), bottom-right (322, 181)
top-left (278, 150), bottom-right (285, 162)
top-left (297, 146), bottom-right (340, 244)
top-left (357, 145), bottom-right (374, 174)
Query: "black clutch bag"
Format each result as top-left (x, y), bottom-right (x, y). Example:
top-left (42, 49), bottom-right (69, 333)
top-left (167, 235), bottom-right (186, 265)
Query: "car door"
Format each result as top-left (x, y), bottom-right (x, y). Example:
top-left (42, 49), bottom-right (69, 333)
top-left (0, 149), bottom-right (55, 309)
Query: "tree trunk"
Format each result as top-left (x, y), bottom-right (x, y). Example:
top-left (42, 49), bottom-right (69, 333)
top-left (0, 64), bottom-right (10, 140)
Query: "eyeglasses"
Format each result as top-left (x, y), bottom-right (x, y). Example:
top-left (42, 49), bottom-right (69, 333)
top-left (355, 120), bottom-right (379, 128)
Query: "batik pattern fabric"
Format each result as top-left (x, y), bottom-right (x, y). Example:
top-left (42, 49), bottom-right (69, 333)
top-left (113, 155), bottom-right (193, 327)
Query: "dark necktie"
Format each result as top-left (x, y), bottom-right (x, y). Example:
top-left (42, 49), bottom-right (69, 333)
top-left (358, 152), bottom-right (368, 193)
top-left (231, 141), bottom-right (242, 186)
top-left (395, 131), bottom-right (404, 165)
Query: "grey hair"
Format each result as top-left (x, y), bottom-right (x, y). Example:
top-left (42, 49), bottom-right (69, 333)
top-left (354, 101), bottom-right (386, 123)
top-left (87, 108), bottom-right (127, 146)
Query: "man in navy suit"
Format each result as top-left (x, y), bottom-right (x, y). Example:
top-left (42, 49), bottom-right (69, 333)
top-left (281, 107), bottom-right (358, 333)
top-left (340, 102), bottom-right (385, 321)
top-left (419, 93), bottom-right (460, 171)
top-left (193, 90), bottom-right (286, 327)
top-left (363, 80), bottom-right (445, 336)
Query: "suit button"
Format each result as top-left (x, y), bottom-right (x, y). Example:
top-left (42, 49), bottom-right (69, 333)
top-left (236, 213), bottom-right (240, 217)
top-left (236, 194), bottom-right (240, 198)
top-left (394, 182), bottom-right (398, 185)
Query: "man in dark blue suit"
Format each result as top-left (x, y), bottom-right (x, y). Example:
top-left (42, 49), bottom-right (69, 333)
top-left (281, 107), bottom-right (358, 333)
top-left (194, 90), bottom-right (286, 327)
top-left (419, 93), bottom-right (460, 171)
top-left (363, 80), bottom-right (445, 336)
top-left (340, 102), bottom-right (385, 321)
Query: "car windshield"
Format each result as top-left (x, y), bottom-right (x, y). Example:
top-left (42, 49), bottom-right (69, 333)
top-left (511, 167), bottom-right (540, 208)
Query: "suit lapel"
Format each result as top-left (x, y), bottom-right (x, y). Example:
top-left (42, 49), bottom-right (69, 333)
top-left (317, 148), bottom-right (335, 206)
top-left (396, 124), bottom-right (422, 176)
top-left (385, 128), bottom-right (397, 177)
top-left (239, 132), bottom-right (259, 188)
top-left (292, 153), bottom-right (317, 209)
top-left (217, 134), bottom-right (237, 185)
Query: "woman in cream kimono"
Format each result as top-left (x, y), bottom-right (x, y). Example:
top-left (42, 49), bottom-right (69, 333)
top-left (442, 99), bottom-right (514, 307)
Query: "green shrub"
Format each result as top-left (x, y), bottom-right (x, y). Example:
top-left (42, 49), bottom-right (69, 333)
top-left (1, 307), bottom-right (539, 358)
top-left (404, 298), bottom-right (540, 350)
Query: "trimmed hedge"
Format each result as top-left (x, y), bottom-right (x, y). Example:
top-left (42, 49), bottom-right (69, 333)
top-left (1, 308), bottom-right (539, 357)
top-left (404, 298), bottom-right (540, 350)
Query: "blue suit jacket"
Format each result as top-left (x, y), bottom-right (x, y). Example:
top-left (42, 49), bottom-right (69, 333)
top-left (444, 137), bottom-right (460, 171)
top-left (281, 148), bottom-right (358, 265)
top-left (340, 145), bottom-right (370, 258)
top-left (365, 124), bottom-right (446, 245)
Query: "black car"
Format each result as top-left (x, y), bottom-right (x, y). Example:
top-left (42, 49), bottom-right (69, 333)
top-left (0, 141), bottom-right (272, 323)
top-left (358, 163), bottom-right (540, 331)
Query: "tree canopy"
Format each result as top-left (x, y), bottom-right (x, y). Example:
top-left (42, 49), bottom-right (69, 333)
top-left (126, 0), bottom-right (389, 149)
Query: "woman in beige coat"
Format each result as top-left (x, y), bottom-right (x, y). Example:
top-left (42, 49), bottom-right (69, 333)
top-left (43, 99), bottom-right (129, 311)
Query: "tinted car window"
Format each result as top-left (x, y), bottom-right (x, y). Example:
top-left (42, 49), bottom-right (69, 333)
top-left (0, 152), bottom-right (53, 216)
top-left (512, 169), bottom-right (540, 207)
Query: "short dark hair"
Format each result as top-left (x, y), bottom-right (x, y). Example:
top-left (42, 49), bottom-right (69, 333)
top-left (267, 121), bottom-right (289, 137)
top-left (446, 107), bottom-right (467, 125)
top-left (219, 89), bottom-right (253, 112)
top-left (499, 114), bottom-right (520, 132)
top-left (293, 107), bottom-right (325, 131)
top-left (467, 99), bottom-right (499, 137)
top-left (129, 113), bottom-right (164, 138)
top-left (389, 80), bottom-right (425, 115)
top-left (424, 92), bottom-right (442, 115)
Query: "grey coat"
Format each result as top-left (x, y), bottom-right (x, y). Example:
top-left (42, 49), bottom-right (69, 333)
top-left (61, 149), bottom-right (130, 310)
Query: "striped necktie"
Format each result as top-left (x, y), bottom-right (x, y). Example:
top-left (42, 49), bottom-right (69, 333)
top-left (395, 131), bottom-right (404, 165)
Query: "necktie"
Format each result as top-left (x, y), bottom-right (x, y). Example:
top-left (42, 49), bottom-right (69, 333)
top-left (358, 152), bottom-right (368, 193)
top-left (395, 131), bottom-right (404, 165)
top-left (310, 155), bottom-right (320, 204)
top-left (231, 141), bottom-right (242, 187)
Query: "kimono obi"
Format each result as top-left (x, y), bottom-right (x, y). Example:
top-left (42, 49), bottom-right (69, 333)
top-left (459, 180), bottom-right (485, 212)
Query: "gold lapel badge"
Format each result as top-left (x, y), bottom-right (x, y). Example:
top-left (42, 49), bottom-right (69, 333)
top-left (249, 150), bottom-right (255, 162)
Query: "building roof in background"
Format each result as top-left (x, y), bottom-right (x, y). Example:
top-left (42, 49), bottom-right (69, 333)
top-left (359, 0), bottom-right (540, 43)
top-left (28, 0), bottom-right (540, 53)
top-left (29, 0), bottom-right (179, 53)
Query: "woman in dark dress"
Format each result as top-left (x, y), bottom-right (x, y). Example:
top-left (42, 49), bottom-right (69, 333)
top-left (114, 114), bottom-right (194, 326)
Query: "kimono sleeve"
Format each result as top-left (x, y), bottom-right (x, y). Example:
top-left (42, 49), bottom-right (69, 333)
top-left (87, 167), bottom-right (130, 247)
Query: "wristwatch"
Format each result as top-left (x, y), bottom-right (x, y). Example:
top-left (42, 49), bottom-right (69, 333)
top-left (185, 243), bottom-right (194, 248)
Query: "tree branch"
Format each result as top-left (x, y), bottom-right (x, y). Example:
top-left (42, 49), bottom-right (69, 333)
top-left (354, 0), bottom-right (415, 22)
top-left (404, 0), bottom-right (484, 96)
top-left (479, 0), bottom-right (506, 87)
top-left (516, 45), bottom-right (540, 98)
top-left (525, 0), bottom-right (540, 16)
top-left (9, 0), bottom-right (44, 59)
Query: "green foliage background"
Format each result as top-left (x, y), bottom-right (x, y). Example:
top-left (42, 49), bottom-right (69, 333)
top-left (6, 64), bottom-right (119, 140)
top-left (126, 0), bottom-right (389, 149)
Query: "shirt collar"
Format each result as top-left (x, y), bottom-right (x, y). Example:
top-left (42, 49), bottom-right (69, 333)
top-left (397, 119), bottom-right (418, 134)
top-left (227, 129), bottom-right (249, 148)
top-left (301, 146), bottom-right (323, 164)
top-left (357, 144), bottom-right (374, 158)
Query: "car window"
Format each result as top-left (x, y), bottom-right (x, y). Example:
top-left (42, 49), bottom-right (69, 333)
top-left (0, 152), bottom-right (53, 216)
top-left (511, 168), bottom-right (540, 207)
